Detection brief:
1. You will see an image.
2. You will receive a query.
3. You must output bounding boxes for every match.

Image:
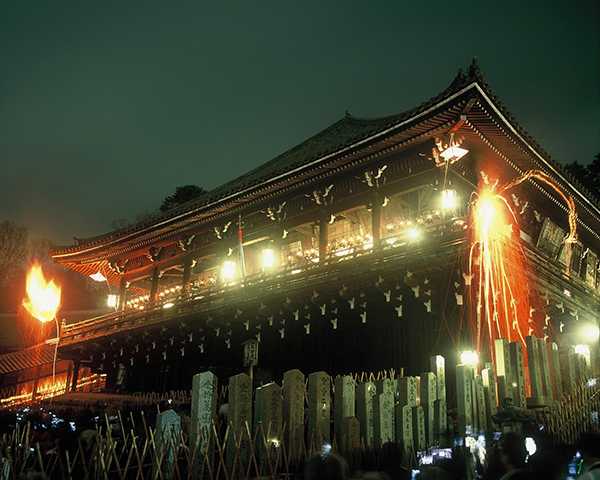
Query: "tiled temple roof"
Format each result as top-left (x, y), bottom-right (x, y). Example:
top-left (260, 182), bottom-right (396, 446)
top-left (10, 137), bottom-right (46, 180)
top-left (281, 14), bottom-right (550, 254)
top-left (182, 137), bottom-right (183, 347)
top-left (51, 58), bottom-right (599, 258)
top-left (0, 343), bottom-right (60, 374)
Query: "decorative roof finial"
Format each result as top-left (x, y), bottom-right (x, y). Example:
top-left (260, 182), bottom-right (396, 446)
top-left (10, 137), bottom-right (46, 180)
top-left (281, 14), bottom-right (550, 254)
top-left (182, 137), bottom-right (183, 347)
top-left (466, 56), bottom-right (485, 82)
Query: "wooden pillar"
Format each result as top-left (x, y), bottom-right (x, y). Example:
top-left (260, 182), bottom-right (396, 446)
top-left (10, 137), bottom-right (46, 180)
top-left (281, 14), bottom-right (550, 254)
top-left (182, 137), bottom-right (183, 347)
top-left (118, 276), bottom-right (127, 310)
top-left (318, 213), bottom-right (329, 261)
top-left (150, 266), bottom-right (160, 302)
top-left (371, 192), bottom-right (382, 247)
top-left (182, 255), bottom-right (192, 292)
top-left (71, 359), bottom-right (81, 393)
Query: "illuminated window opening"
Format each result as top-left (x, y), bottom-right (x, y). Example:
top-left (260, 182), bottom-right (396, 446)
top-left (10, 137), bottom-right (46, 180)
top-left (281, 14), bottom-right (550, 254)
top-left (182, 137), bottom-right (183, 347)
top-left (328, 206), bottom-right (372, 256)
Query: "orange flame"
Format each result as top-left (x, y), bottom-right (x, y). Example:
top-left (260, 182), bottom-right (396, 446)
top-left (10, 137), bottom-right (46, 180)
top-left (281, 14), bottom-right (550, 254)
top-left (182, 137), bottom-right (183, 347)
top-left (22, 262), bottom-right (61, 323)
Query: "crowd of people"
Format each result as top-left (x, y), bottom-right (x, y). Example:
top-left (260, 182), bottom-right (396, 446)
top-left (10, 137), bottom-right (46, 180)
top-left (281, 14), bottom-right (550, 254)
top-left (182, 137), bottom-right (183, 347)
top-left (303, 432), bottom-right (600, 480)
top-left (1, 404), bottom-right (599, 479)
top-left (0, 402), bottom-right (152, 454)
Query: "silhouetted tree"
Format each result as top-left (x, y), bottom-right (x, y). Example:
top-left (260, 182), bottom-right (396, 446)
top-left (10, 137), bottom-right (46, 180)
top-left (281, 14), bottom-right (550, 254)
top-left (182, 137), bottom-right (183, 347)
top-left (160, 185), bottom-right (205, 213)
top-left (564, 153), bottom-right (600, 201)
top-left (0, 221), bottom-right (28, 289)
top-left (588, 152), bottom-right (600, 192)
top-left (109, 186), bottom-right (205, 231)
top-left (108, 218), bottom-right (132, 231)
top-left (108, 210), bottom-right (159, 231)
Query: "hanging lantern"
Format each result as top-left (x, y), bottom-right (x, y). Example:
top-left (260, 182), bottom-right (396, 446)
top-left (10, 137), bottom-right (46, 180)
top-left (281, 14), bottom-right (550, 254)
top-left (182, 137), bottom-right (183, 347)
top-left (440, 145), bottom-right (468, 162)
top-left (107, 294), bottom-right (119, 309)
top-left (441, 189), bottom-right (457, 216)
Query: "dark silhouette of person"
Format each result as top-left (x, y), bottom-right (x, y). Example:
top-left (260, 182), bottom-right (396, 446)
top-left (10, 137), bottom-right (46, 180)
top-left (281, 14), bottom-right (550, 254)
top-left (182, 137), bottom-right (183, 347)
top-left (380, 442), bottom-right (411, 480)
top-left (578, 433), bottom-right (600, 480)
top-left (498, 433), bottom-right (532, 480)
top-left (305, 449), bottom-right (349, 480)
top-left (416, 466), bottom-right (452, 480)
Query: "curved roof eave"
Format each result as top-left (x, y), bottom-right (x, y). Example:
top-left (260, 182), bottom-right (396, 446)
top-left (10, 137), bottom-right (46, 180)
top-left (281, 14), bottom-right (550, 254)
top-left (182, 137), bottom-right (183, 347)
top-left (52, 58), bottom-right (600, 265)
top-left (52, 78), bottom-right (483, 263)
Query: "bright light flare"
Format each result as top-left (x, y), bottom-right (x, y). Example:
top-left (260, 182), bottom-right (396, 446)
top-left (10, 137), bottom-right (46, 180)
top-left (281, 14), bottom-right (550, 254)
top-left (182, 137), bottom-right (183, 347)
top-left (222, 260), bottom-right (237, 282)
top-left (406, 227), bottom-right (420, 241)
top-left (460, 350), bottom-right (479, 366)
top-left (23, 263), bottom-right (61, 323)
top-left (473, 190), bottom-right (512, 243)
top-left (574, 344), bottom-right (591, 359)
top-left (576, 323), bottom-right (599, 343)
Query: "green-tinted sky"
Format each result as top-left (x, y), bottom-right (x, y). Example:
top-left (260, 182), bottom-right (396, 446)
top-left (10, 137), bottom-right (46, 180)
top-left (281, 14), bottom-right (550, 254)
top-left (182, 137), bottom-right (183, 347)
top-left (1, 1), bottom-right (598, 245)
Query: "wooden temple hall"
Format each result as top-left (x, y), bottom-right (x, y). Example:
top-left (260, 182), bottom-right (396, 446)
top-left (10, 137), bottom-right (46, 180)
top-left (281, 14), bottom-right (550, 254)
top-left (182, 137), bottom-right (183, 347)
top-left (50, 58), bottom-right (600, 393)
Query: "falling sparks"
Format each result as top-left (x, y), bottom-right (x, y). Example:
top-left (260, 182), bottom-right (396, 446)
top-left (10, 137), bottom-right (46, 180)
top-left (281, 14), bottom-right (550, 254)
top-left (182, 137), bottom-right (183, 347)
top-left (469, 184), bottom-right (527, 351)
top-left (22, 262), bottom-right (61, 324)
top-left (466, 169), bottom-right (577, 358)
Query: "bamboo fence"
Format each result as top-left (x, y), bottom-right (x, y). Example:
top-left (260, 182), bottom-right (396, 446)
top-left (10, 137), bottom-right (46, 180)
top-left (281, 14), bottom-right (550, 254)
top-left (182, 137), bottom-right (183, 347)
top-left (0, 411), bottom-right (390, 480)
top-left (3, 365), bottom-right (600, 479)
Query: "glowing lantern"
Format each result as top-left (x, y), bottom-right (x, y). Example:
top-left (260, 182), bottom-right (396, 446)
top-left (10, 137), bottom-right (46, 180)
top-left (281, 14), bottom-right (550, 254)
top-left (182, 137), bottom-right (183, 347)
top-left (440, 145), bottom-right (468, 162)
top-left (441, 189), bottom-right (457, 216)
top-left (262, 248), bottom-right (275, 269)
top-left (23, 263), bottom-right (61, 324)
top-left (107, 294), bottom-right (119, 309)
top-left (89, 271), bottom-right (107, 282)
top-left (222, 260), bottom-right (237, 282)
top-left (460, 350), bottom-right (479, 367)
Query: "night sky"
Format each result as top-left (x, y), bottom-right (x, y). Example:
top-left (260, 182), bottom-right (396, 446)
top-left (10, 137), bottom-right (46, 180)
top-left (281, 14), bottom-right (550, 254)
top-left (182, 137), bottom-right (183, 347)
top-left (1, 1), bottom-right (598, 246)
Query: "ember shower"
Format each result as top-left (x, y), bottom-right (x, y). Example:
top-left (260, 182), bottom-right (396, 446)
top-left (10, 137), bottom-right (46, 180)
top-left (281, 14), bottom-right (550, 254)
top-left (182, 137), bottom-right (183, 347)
top-left (464, 169), bottom-right (578, 361)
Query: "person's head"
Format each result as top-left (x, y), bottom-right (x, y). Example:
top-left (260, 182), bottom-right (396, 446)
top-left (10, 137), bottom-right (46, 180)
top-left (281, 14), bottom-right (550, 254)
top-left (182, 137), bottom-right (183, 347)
top-left (578, 433), bottom-right (600, 466)
top-left (499, 433), bottom-right (528, 471)
top-left (416, 466), bottom-right (451, 480)
top-left (380, 441), bottom-right (403, 470)
top-left (360, 472), bottom-right (391, 480)
top-left (305, 449), bottom-right (349, 480)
